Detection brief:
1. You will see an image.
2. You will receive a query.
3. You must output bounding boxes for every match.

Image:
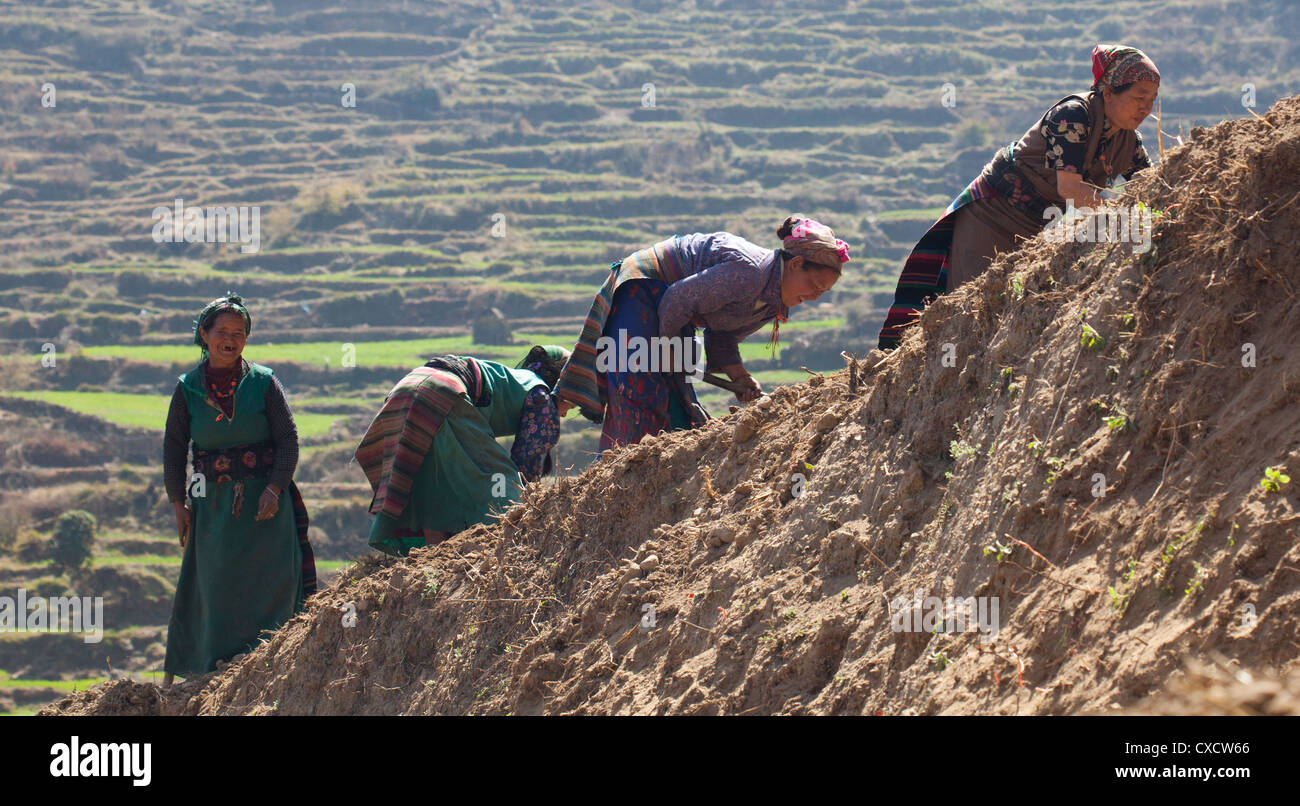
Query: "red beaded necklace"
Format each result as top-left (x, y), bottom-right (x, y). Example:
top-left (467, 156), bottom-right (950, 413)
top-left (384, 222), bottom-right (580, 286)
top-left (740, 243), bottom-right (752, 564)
top-left (206, 362), bottom-right (240, 421)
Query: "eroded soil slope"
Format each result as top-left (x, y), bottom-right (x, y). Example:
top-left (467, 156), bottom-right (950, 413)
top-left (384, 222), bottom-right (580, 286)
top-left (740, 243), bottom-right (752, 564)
top-left (45, 96), bottom-right (1300, 715)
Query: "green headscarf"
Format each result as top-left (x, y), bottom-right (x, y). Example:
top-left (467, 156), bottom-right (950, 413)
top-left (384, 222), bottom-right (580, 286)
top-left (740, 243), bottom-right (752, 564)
top-left (193, 292), bottom-right (251, 357)
top-left (517, 345), bottom-right (570, 389)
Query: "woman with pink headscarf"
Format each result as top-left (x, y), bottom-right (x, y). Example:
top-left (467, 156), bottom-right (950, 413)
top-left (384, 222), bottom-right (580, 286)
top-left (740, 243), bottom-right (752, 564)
top-left (878, 45), bottom-right (1161, 349)
top-left (556, 216), bottom-right (850, 451)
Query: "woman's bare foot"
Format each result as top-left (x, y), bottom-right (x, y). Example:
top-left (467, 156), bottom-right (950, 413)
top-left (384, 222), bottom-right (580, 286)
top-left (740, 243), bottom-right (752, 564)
top-left (422, 529), bottom-right (452, 545)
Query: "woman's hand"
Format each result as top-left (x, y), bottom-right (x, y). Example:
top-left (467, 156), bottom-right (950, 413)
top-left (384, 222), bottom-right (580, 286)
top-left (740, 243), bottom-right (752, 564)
top-left (172, 501), bottom-right (190, 545)
top-left (734, 375), bottom-right (762, 404)
top-left (1055, 170), bottom-right (1102, 209)
top-left (255, 484), bottom-right (281, 521)
top-left (721, 363), bottom-right (763, 403)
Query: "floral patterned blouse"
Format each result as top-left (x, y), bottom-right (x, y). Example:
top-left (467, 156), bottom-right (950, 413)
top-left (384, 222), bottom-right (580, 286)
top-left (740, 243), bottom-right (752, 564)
top-left (510, 385), bottom-right (560, 482)
top-left (1041, 97), bottom-right (1150, 179)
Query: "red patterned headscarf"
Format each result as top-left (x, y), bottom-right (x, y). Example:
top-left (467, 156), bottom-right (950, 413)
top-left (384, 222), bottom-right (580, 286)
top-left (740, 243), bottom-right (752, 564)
top-left (1091, 45), bottom-right (1160, 91)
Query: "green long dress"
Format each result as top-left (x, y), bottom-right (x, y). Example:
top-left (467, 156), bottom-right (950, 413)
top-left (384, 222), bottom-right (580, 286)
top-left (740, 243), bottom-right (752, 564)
top-left (367, 360), bottom-right (546, 556)
top-left (164, 362), bottom-right (303, 676)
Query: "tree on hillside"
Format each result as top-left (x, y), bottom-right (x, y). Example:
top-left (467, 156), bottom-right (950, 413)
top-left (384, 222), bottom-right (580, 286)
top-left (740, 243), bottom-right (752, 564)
top-left (51, 510), bottom-right (97, 576)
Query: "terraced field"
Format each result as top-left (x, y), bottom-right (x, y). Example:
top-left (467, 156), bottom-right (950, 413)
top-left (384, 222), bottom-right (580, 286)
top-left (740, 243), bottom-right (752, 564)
top-left (2, 0), bottom-right (1293, 362)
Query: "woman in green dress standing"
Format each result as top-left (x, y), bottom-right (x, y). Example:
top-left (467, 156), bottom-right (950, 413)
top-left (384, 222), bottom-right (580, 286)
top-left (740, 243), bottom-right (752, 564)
top-left (161, 293), bottom-right (315, 682)
top-left (354, 345), bottom-right (568, 557)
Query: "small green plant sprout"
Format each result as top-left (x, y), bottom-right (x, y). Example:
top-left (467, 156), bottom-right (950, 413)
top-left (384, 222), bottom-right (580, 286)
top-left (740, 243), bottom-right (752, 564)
top-left (1228, 522), bottom-right (1240, 547)
top-left (1027, 437), bottom-right (1044, 455)
top-left (1103, 408), bottom-right (1134, 433)
top-left (1001, 480), bottom-right (1022, 508)
top-left (949, 438), bottom-right (980, 461)
top-left (1260, 466), bottom-right (1291, 493)
top-left (1080, 321), bottom-right (1106, 352)
top-left (1125, 558), bottom-right (1139, 582)
top-left (983, 540), bottom-right (1013, 563)
top-left (840, 589), bottom-right (850, 604)
top-left (990, 366), bottom-right (1015, 392)
top-left (422, 570), bottom-right (440, 599)
top-left (1045, 456), bottom-right (1065, 485)
top-left (1078, 308), bottom-right (1106, 351)
top-left (783, 607), bottom-right (797, 621)
top-left (928, 650), bottom-right (951, 670)
top-left (1106, 364), bottom-right (1120, 381)
top-left (1086, 397), bottom-right (1108, 414)
top-left (1160, 535), bottom-right (1182, 565)
top-left (1010, 276), bottom-right (1026, 300)
top-left (1156, 515), bottom-right (1208, 585)
top-left (1107, 585), bottom-right (1125, 612)
top-left (1107, 559), bottom-right (1140, 615)
top-left (1119, 312), bottom-right (1136, 334)
top-left (1136, 200), bottom-right (1170, 221)
top-left (1184, 562), bottom-right (1206, 597)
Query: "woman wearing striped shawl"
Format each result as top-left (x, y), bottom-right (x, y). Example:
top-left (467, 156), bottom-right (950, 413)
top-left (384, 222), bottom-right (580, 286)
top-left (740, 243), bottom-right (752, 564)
top-left (878, 44), bottom-right (1160, 349)
top-left (555, 216), bottom-right (849, 452)
top-left (162, 293), bottom-right (315, 681)
top-left (354, 345), bottom-right (568, 557)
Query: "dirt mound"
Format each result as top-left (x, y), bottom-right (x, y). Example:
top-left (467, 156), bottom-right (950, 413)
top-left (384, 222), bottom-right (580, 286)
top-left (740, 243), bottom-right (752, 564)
top-left (1120, 659), bottom-right (1300, 716)
top-left (41, 677), bottom-right (169, 717)
top-left (45, 96), bottom-right (1300, 715)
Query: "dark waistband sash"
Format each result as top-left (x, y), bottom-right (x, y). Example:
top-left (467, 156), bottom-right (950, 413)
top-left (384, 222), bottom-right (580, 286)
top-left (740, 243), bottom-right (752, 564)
top-left (192, 439), bottom-right (278, 485)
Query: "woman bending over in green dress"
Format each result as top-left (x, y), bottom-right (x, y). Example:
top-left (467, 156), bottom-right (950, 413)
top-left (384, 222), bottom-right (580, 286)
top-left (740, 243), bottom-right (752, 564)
top-left (354, 345), bottom-right (569, 557)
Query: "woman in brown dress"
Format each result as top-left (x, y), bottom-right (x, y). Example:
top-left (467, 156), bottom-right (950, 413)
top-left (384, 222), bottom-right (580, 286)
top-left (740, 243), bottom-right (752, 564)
top-left (878, 44), bottom-right (1161, 349)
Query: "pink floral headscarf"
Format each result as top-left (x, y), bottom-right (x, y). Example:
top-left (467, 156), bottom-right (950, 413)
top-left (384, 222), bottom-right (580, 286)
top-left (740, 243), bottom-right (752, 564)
top-left (782, 218), bottom-right (851, 270)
